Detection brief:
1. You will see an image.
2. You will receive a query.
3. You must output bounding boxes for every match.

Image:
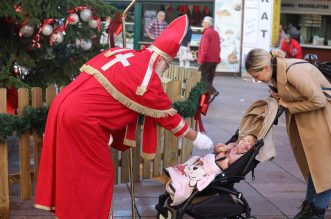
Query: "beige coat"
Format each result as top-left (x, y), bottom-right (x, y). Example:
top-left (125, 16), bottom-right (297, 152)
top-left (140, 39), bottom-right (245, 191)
top-left (276, 58), bottom-right (331, 193)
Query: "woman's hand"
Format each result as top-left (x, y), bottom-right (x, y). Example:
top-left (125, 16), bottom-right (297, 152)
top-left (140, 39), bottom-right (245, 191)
top-left (279, 98), bottom-right (289, 108)
top-left (269, 90), bottom-right (280, 101)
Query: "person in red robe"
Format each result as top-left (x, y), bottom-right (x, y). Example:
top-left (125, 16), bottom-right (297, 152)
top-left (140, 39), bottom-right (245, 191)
top-left (34, 15), bottom-right (213, 219)
top-left (280, 34), bottom-right (303, 59)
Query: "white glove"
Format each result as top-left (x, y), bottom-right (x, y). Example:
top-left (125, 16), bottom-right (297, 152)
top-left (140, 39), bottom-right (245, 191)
top-left (193, 132), bottom-right (213, 150)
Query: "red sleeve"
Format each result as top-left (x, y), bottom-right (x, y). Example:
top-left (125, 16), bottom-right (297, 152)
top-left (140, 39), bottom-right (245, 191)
top-left (110, 129), bottom-right (130, 151)
top-left (156, 113), bottom-right (189, 138)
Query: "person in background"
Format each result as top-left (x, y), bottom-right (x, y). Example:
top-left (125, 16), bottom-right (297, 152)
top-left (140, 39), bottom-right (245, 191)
top-left (34, 15), bottom-right (213, 219)
top-left (287, 23), bottom-right (300, 43)
top-left (245, 48), bottom-right (331, 219)
top-left (278, 24), bottom-right (286, 48)
top-left (280, 34), bottom-right (303, 59)
top-left (178, 24), bottom-right (193, 68)
top-left (145, 11), bottom-right (168, 40)
top-left (198, 16), bottom-right (221, 103)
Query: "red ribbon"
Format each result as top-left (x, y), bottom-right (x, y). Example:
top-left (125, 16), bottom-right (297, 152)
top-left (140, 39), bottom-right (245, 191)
top-left (65, 6), bottom-right (90, 29)
top-left (32, 18), bottom-right (55, 48)
top-left (67, 6), bottom-right (89, 14)
top-left (194, 93), bottom-right (210, 133)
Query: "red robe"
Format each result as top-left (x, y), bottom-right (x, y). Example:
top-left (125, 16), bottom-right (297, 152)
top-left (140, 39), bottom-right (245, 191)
top-left (35, 48), bottom-right (189, 219)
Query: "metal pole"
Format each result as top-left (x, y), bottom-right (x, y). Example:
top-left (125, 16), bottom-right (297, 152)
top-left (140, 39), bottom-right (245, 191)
top-left (122, 0), bottom-right (136, 48)
top-left (121, 1), bottom-right (137, 218)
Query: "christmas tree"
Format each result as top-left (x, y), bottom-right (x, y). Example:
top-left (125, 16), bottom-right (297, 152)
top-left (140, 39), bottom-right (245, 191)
top-left (0, 0), bottom-right (118, 90)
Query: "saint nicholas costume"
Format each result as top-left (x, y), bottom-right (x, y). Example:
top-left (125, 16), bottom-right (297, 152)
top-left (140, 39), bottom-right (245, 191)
top-left (35, 15), bottom-right (189, 219)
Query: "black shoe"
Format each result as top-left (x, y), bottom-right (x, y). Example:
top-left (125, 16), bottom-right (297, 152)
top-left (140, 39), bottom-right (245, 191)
top-left (209, 91), bottom-right (219, 103)
top-left (293, 200), bottom-right (313, 219)
top-left (310, 205), bottom-right (326, 219)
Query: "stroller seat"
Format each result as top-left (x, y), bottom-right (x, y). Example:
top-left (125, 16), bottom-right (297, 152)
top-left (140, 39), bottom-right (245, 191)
top-left (155, 98), bottom-right (283, 219)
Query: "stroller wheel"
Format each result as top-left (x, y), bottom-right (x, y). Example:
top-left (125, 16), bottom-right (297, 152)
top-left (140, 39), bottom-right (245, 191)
top-left (157, 208), bottom-right (173, 219)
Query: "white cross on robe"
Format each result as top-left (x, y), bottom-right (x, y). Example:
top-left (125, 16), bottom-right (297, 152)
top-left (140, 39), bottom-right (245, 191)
top-left (101, 53), bottom-right (134, 71)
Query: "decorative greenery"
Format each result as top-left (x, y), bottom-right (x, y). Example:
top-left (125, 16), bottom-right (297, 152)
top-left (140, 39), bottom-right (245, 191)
top-left (173, 81), bottom-right (206, 118)
top-left (0, 82), bottom-right (206, 143)
top-left (0, 106), bottom-right (48, 143)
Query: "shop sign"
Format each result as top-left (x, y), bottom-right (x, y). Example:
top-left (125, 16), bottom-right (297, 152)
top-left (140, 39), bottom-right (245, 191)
top-left (281, 0), bottom-right (331, 15)
top-left (214, 0), bottom-right (243, 73)
top-left (241, 0), bottom-right (273, 75)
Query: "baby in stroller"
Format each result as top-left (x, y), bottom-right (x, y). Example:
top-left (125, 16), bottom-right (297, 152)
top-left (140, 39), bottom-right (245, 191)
top-left (165, 134), bottom-right (257, 206)
top-left (156, 98), bottom-right (281, 219)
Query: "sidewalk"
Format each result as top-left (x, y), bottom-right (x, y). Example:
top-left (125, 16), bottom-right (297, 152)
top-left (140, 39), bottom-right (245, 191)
top-left (8, 76), bottom-right (331, 218)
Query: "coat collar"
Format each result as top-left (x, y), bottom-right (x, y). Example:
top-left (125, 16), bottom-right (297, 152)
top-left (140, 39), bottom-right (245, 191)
top-left (276, 57), bottom-right (288, 85)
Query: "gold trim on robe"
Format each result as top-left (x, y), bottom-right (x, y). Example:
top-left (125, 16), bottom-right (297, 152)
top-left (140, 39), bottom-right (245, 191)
top-left (80, 64), bottom-right (177, 118)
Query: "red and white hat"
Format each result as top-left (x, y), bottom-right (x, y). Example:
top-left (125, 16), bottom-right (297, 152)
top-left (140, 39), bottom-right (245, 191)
top-left (149, 14), bottom-right (188, 63)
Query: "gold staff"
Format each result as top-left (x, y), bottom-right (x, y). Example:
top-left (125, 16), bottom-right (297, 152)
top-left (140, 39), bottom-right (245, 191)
top-left (121, 1), bottom-right (137, 218)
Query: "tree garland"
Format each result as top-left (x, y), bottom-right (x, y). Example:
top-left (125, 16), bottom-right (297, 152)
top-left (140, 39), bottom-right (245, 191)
top-left (0, 106), bottom-right (47, 143)
top-left (0, 82), bottom-right (206, 143)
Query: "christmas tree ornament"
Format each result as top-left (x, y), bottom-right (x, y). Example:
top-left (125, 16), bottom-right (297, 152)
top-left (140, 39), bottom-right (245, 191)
top-left (88, 17), bottom-right (101, 31)
top-left (88, 18), bottom-right (98, 29)
top-left (75, 38), bottom-right (81, 48)
top-left (80, 39), bottom-right (92, 50)
top-left (41, 24), bottom-right (53, 36)
top-left (50, 31), bottom-right (64, 44)
top-left (68, 13), bottom-right (79, 25)
top-left (80, 8), bottom-right (92, 22)
top-left (19, 23), bottom-right (35, 37)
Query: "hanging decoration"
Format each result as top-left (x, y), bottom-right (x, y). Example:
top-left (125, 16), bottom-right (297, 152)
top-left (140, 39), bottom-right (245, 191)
top-left (41, 24), bottom-right (53, 36)
top-left (50, 26), bottom-right (65, 44)
top-left (203, 6), bottom-right (210, 16)
top-left (67, 13), bottom-right (79, 25)
top-left (81, 39), bottom-right (92, 50)
top-left (177, 5), bottom-right (190, 14)
top-left (19, 23), bottom-right (35, 37)
top-left (88, 16), bottom-right (101, 31)
top-left (167, 4), bottom-right (174, 12)
top-left (80, 8), bottom-right (92, 22)
top-left (194, 93), bottom-right (209, 133)
top-left (16, 5), bottom-right (102, 50)
top-left (75, 38), bottom-right (81, 48)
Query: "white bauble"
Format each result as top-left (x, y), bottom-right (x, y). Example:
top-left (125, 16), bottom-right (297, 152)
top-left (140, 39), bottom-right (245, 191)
top-left (88, 18), bottom-right (98, 29)
top-left (50, 32), bottom-right (64, 44)
top-left (67, 13), bottom-right (79, 25)
top-left (81, 39), bottom-right (92, 50)
top-left (75, 38), bottom-right (81, 48)
top-left (19, 24), bottom-right (34, 37)
top-left (80, 9), bottom-right (92, 22)
top-left (41, 24), bottom-right (53, 36)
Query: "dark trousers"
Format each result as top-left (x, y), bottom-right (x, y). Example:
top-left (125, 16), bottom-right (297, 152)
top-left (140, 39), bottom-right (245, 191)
top-left (199, 62), bottom-right (218, 95)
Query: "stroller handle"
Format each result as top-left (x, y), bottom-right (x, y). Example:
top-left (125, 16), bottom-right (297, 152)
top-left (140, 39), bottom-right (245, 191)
top-left (276, 106), bottom-right (285, 120)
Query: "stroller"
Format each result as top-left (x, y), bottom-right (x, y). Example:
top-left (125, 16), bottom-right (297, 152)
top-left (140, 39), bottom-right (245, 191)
top-left (155, 98), bottom-right (284, 219)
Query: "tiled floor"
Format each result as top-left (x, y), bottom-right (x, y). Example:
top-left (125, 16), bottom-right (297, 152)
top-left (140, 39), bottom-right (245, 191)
top-left (7, 76), bottom-right (331, 218)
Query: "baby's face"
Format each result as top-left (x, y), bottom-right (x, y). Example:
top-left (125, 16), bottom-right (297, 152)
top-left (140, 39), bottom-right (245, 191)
top-left (236, 135), bottom-right (256, 154)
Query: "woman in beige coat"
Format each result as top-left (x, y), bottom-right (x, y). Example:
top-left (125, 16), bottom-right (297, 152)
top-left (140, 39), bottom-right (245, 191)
top-left (245, 48), bottom-right (331, 219)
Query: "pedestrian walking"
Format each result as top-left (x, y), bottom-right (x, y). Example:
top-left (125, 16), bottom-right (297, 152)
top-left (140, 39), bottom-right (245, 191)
top-left (198, 16), bottom-right (221, 103)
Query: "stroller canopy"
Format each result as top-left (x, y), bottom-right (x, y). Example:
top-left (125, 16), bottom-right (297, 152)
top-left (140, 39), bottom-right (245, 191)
top-left (238, 97), bottom-right (279, 162)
